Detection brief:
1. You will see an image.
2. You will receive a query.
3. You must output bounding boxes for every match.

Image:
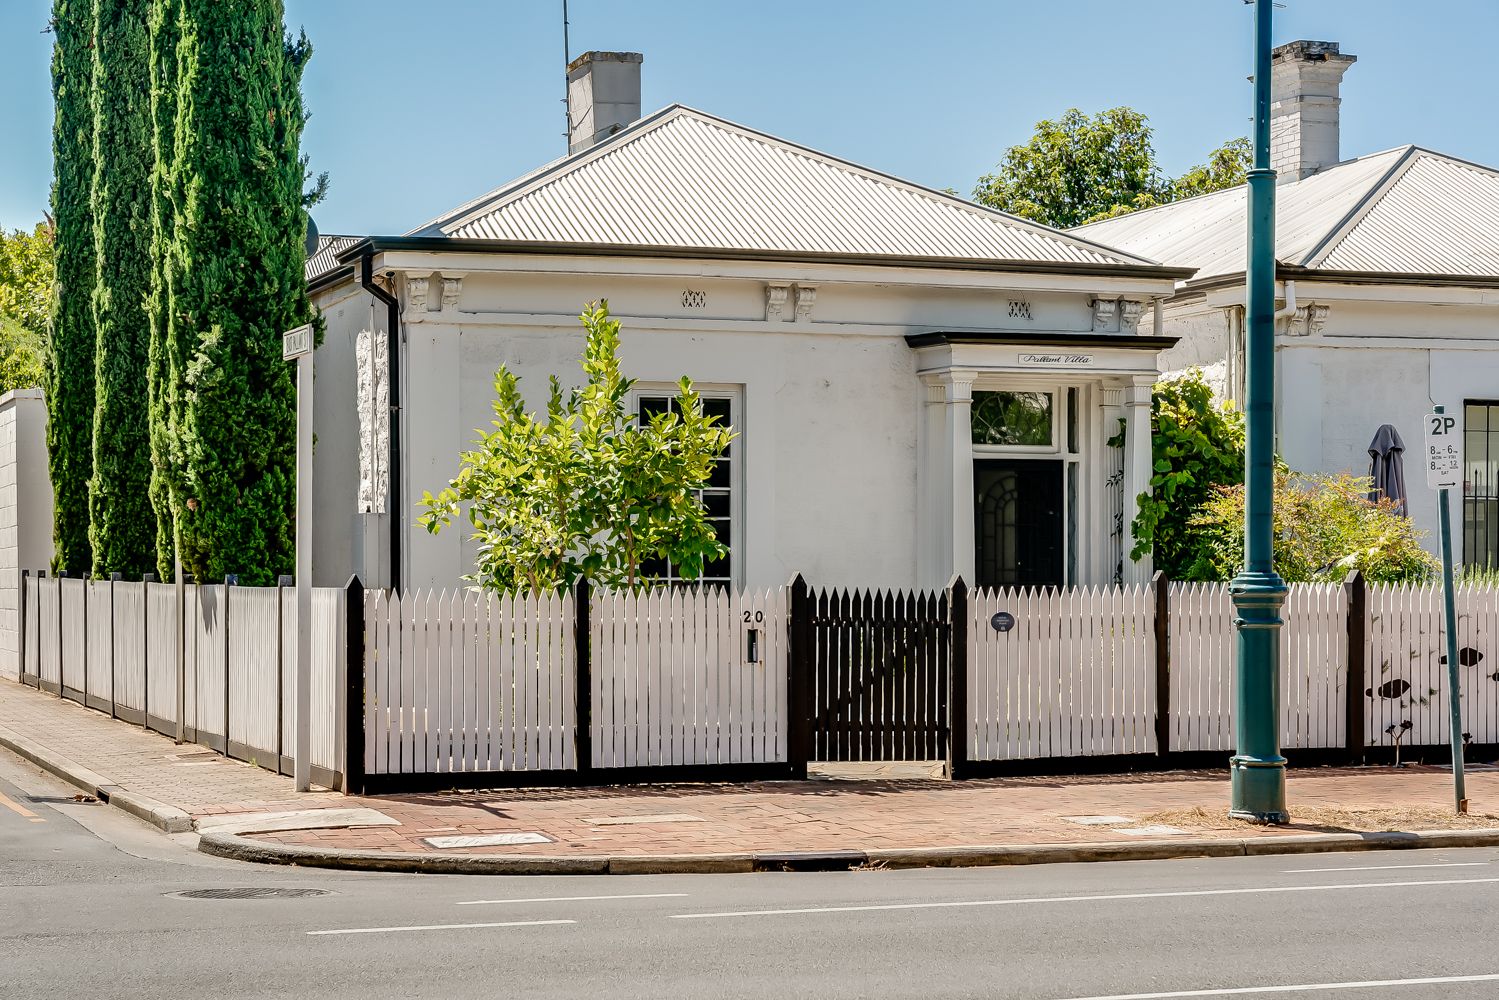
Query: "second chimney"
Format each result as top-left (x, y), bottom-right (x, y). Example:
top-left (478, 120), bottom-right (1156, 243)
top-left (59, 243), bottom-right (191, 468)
top-left (1270, 40), bottom-right (1357, 183)
top-left (567, 51), bottom-right (643, 154)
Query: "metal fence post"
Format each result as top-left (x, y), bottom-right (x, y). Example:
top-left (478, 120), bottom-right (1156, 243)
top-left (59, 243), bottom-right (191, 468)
top-left (573, 577), bottom-right (593, 778)
top-left (1154, 571), bottom-right (1171, 758)
top-left (1345, 570), bottom-right (1367, 762)
top-left (945, 576), bottom-right (969, 780)
top-left (18, 569), bottom-right (27, 684)
top-left (786, 574), bottom-right (811, 779)
top-left (344, 574), bottom-right (365, 794)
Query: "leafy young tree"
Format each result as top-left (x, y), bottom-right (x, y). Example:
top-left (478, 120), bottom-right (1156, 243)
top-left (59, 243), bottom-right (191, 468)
top-left (1192, 471), bottom-right (1438, 584)
top-left (1128, 370), bottom-right (1245, 580)
top-left (88, 0), bottom-right (155, 579)
top-left (155, 0), bottom-right (317, 585)
top-left (47, 0), bottom-right (97, 574)
top-left (420, 302), bottom-right (733, 593)
top-left (972, 107), bottom-right (1251, 228)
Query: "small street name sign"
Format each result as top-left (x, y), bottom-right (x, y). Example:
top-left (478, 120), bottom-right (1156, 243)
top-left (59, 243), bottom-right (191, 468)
top-left (1424, 410), bottom-right (1462, 491)
top-left (282, 324), bottom-right (313, 361)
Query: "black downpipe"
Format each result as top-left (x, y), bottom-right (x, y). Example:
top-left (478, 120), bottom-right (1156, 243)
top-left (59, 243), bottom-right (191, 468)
top-left (360, 253), bottom-right (402, 593)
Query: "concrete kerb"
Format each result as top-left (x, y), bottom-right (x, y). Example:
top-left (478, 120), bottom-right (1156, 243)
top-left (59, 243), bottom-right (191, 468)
top-left (0, 724), bottom-right (193, 834)
top-left (197, 826), bottom-right (1499, 877)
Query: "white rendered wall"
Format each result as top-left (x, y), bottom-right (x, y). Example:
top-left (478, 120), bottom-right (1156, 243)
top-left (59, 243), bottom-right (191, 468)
top-left (0, 390), bottom-right (52, 671)
top-left (313, 255), bottom-right (1177, 593)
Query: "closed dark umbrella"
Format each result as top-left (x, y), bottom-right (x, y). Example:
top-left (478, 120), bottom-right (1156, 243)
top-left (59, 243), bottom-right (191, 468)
top-left (1368, 424), bottom-right (1408, 517)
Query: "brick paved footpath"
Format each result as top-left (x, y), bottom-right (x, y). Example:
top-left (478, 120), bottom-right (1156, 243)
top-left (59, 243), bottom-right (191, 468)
top-left (4, 676), bottom-right (1496, 858)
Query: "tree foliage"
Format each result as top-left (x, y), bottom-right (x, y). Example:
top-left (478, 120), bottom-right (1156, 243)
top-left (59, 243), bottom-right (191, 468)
top-left (88, 0), bottom-right (156, 579)
top-left (1129, 370), bottom-right (1245, 580)
top-left (1192, 472), bottom-right (1438, 584)
top-left (146, 0), bottom-right (181, 577)
top-left (152, 0), bottom-right (316, 585)
top-left (972, 107), bottom-right (1251, 228)
top-left (47, 0), bottom-right (97, 574)
top-left (420, 303), bottom-right (733, 593)
top-left (0, 224), bottom-right (50, 395)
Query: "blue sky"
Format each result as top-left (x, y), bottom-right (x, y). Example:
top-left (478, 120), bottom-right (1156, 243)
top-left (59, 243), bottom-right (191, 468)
top-left (3, 1), bottom-right (1497, 235)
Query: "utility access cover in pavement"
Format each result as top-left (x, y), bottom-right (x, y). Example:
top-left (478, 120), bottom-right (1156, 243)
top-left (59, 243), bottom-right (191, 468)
top-left (168, 888), bottom-right (332, 901)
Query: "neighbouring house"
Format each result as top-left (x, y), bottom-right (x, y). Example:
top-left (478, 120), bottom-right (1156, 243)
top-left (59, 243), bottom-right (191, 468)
top-left (1076, 40), bottom-right (1499, 569)
top-left (305, 51), bottom-right (1190, 594)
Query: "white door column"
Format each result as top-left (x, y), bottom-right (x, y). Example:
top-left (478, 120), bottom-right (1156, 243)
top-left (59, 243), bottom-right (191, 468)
top-left (944, 371), bottom-right (977, 585)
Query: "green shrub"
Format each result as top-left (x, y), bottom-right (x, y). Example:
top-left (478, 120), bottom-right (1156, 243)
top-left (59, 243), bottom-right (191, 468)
top-left (1192, 471), bottom-right (1437, 583)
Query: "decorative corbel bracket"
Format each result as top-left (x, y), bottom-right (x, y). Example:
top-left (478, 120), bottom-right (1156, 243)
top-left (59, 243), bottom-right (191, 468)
top-left (1091, 297), bottom-right (1118, 332)
top-left (765, 282), bottom-right (789, 322)
top-left (1118, 299), bottom-right (1144, 334)
top-left (404, 274), bottom-right (429, 321)
top-left (440, 273), bottom-right (464, 312)
top-left (793, 283), bottom-right (817, 321)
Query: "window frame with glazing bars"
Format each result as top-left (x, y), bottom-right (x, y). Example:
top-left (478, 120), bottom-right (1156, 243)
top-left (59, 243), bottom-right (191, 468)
top-left (632, 386), bottom-right (740, 588)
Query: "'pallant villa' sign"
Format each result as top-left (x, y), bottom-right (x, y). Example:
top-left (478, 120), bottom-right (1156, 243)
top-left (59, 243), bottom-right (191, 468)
top-left (1017, 353), bottom-right (1094, 367)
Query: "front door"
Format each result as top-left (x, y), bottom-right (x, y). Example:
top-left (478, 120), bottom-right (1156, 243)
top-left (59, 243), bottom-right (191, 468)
top-left (974, 459), bottom-right (1063, 589)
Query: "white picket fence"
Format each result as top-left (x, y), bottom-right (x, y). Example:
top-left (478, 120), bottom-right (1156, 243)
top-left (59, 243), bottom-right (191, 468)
top-left (1366, 583), bottom-right (1499, 750)
top-left (968, 585), bottom-right (1156, 761)
top-left (1164, 583), bottom-right (1347, 755)
top-left (362, 590), bottom-right (576, 777)
top-left (591, 587), bottom-right (787, 769)
top-left (20, 574), bottom-right (346, 784)
top-left (361, 585), bottom-right (788, 779)
top-left (966, 581), bottom-right (1350, 763)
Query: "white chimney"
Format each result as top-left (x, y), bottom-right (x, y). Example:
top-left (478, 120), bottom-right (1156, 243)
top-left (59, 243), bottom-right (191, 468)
top-left (1270, 40), bottom-right (1357, 183)
top-left (567, 51), bottom-right (643, 154)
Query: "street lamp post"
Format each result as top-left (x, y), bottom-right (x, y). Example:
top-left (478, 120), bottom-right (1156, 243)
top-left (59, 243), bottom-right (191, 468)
top-left (1230, 0), bottom-right (1289, 824)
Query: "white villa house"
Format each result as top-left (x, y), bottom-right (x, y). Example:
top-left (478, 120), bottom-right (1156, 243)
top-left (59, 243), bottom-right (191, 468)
top-left (304, 52), bottom-right (1190, 594)
top-left (1078, 40), bottom-right (1499, 569)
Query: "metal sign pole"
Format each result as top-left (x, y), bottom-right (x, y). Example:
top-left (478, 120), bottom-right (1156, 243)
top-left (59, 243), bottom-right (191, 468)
top-left (285, 324), bottom-right (314, 792)
top-left (1427, 404), bottom-right (1467, 813)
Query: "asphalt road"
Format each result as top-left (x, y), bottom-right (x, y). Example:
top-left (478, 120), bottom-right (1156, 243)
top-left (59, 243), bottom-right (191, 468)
top-left (4, 750), bottom-right (1499, 1000)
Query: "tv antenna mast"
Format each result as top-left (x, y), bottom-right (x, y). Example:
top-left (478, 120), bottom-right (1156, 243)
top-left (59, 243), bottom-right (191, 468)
top-left (562, 0), bottom-right (572, 150)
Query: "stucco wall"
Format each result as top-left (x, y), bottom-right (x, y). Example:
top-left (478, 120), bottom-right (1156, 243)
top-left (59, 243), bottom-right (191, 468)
top-left (311, 256), bottom-right (1177, 593)
top-left (309, 284), bottom-right (375, 588)
top-left (0, 391), bottom-right (52, 672)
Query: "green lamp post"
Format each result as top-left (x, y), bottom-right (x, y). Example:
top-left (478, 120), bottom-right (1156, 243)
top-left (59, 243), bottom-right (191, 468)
top-left (1230, 0), bottom-right (1289, 824)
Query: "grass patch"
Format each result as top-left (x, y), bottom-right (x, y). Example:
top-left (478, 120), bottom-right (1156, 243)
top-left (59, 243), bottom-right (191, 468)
top-left (1141, 804), bottom-right (1499, 833)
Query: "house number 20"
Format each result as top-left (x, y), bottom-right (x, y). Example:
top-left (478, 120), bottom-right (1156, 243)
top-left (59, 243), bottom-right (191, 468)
top-left (743, 610), bottom-right (765, 624)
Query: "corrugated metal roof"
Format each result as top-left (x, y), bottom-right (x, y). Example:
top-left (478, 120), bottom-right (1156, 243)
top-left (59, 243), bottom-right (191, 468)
top-left (410, 105), bottom-right (1156, 268)
top-left (1317, 153), bottom-right (1499, 274)
top-left (306, 234), bottom-right (362, 283)
top-left (1072, 149), bottom-right (1410, 282)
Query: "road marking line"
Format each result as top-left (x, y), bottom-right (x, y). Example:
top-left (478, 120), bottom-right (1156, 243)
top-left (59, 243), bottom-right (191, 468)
top-left (1280, 862), bottom-right (1488, 873)
top-left (0, 790), bottom-right (41, 820)
top-left (457, 893), bottom-right (688, 906)
top-left (1052, 971), bottom-right (1499, 999)
top-left (670, 876), bottom-right (1499, 920)
top-left (308, 919), bottom-right (574, 936)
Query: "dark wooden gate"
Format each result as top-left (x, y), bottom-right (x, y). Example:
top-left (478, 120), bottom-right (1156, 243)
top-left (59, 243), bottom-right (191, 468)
top-left (809, 589), bottom-right (949, 762)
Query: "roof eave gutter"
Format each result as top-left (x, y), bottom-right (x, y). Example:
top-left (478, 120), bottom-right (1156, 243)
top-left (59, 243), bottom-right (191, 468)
top-left (1181, 264), bottom-right (1499, 294)
top-left (359, 251), bottom-right (403, 593)
top-left (334, 236), bottom-right (1195, 282)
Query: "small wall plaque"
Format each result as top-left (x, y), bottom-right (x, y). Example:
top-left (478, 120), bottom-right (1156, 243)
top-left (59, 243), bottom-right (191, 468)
top-left (990, 611), bottom-right (1016, 633)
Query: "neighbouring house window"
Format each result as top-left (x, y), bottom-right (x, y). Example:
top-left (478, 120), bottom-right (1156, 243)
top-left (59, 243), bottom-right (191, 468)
top-left (1464, 401), bottom-right (1499, 568)
top-left (971, 391), bottom-right (1053, 447)
top-left (636, 392), bottom-right (734, 586)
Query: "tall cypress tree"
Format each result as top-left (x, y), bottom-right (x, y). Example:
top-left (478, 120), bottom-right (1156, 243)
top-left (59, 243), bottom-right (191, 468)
top-left (146, 0), bottom-right (180, 580)
top-left (88, 0), bottom-right (155, 579)
top-left (46, 0), bottom-right (97, 574)
top-left (161, 0), bottom-right (314, 585)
